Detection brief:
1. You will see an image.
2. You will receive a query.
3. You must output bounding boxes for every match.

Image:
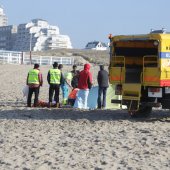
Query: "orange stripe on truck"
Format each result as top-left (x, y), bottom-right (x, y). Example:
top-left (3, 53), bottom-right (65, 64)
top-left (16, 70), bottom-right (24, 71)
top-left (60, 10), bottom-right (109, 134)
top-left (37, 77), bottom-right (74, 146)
top-left (110, 76), bottom-right (124, 81)
top-left (144, 76), bottom-right (159, 82)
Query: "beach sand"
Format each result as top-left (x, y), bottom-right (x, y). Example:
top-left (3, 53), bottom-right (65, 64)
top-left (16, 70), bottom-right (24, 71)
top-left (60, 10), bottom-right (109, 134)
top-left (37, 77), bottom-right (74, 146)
top-left (0, 64), bottom-right (169, 170)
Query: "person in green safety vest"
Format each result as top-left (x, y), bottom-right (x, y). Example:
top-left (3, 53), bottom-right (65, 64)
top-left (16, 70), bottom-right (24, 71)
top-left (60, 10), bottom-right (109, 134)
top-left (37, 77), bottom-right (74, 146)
top-left (47, 62), bottom-right (63, 107)
top-left (26, 63), bottom-right (43, 107)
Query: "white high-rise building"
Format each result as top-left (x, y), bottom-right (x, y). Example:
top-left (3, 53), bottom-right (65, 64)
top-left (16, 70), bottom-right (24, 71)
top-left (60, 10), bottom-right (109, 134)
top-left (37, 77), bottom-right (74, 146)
top-left (13, 19), bottom-right (72, 51)
top-left (0, 6), bottom-right (7, 26)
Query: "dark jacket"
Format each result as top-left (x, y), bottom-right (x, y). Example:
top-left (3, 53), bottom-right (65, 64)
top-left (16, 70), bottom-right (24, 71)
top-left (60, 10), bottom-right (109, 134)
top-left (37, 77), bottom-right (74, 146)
top-left (71, 70), bottom-right (80, 88)
top-left (97, 70), bottom-right (109, 87)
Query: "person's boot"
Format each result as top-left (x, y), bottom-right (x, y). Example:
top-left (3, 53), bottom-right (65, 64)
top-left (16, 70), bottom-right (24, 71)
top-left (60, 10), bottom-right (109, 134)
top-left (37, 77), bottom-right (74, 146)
top-left (62, 99), bottom-right (67, 105)
top-left (27, 104), bottom-right (31, 107)
top-left (48, 102), bottom-right (52, 108)
top-left (56, 103), bottom-right (60, 108)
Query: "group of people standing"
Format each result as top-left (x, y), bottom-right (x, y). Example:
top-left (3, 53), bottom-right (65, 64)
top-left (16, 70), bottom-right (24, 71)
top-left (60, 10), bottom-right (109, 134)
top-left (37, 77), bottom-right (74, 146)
top-left (26, 62), bottom-right (109, 109)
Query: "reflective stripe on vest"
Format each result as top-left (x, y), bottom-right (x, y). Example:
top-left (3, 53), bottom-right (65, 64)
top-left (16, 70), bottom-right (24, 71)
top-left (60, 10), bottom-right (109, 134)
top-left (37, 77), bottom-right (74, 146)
top-left (28, 69), bottom-right (40, 84)
top-left (50, 69), bottom-right (61, 84)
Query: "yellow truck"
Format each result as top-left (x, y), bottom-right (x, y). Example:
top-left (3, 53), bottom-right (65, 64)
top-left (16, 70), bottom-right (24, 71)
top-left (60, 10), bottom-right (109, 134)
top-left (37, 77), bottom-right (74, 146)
top-left (109, 29), bottom-right (170, 116)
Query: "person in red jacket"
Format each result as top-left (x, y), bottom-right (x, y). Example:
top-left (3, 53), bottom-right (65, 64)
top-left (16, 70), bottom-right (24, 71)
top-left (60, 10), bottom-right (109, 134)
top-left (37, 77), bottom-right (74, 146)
top-left (74, 63), bottom-right (93, 109)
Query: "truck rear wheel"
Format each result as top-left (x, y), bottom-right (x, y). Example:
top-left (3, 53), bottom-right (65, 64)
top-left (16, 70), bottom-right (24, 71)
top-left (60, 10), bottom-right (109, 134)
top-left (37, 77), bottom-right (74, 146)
top-left (129, 105), bottom-right (152, 118)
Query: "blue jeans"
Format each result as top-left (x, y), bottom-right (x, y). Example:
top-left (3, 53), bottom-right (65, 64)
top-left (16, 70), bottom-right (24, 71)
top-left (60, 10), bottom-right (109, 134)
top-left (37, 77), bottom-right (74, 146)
top-left (74, 89), bottom-right (89, 109)
top-left (61, 83), bottom-right (69, 99)
top-left (97, 87), bottom-right (107, 108)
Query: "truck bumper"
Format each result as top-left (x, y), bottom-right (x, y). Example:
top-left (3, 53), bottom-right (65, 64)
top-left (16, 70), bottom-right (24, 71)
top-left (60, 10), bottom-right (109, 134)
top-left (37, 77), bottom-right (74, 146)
top-left (111, 99), bottom-right (161, 108)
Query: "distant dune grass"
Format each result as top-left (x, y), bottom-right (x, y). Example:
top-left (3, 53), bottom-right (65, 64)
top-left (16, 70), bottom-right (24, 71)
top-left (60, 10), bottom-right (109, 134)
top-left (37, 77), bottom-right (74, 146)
top-left (30, 48), bottom-right (110, 65)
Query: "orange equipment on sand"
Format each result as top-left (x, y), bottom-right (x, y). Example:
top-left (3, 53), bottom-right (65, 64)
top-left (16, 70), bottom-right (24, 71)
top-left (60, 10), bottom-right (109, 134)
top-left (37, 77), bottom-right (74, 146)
top-left (31, 88), bottom-right (79, 108)
top-left (68, 88), bottom-right (79, 106)
top-left (32, 100), bottom-right (58, 107)
top-left (68, 88), bottom-right (79, 99)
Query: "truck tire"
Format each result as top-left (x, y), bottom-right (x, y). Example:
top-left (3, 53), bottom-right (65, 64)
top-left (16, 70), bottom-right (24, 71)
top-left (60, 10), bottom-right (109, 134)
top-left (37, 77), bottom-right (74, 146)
top-left (129, 105), bottom-right (152, 118)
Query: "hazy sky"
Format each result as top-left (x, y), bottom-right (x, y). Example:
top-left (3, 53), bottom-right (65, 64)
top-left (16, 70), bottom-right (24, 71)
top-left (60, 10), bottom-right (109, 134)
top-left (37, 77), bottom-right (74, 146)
top-left (0, 0), bottom-right (170, 48)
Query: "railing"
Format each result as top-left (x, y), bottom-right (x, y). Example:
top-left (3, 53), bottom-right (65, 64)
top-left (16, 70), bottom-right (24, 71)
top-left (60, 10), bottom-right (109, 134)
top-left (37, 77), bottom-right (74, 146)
top-left (0, 50), bottom-right (74, 65)
top-left (111, 56), bottom-right (125, 67)
top-left (23, 56), bottom-right (74, 65)
top-left (143, 55), bottom-right (158, 67)
top-left (0, 50), bottom-right (22, 64)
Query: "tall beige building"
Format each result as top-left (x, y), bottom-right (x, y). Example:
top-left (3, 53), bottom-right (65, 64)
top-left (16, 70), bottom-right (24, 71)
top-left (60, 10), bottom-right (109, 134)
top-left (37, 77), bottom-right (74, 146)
top-left (0, 6), bottom-right (7, 26)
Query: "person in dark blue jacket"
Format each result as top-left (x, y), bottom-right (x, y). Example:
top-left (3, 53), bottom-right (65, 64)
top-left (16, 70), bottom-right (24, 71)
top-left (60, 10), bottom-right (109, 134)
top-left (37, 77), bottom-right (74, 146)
top-left (97, 65), bottom-right (109, 109)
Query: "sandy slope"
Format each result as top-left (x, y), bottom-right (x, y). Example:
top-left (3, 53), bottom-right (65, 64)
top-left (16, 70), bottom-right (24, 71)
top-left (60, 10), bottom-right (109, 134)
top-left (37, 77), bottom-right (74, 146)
top-left (0, 64), bottom-right (169, 170)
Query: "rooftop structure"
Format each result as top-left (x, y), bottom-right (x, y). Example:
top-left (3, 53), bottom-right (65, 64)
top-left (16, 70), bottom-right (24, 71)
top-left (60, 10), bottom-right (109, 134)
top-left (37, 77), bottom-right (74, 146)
top-left (85, 41), bottom-right (108, 51)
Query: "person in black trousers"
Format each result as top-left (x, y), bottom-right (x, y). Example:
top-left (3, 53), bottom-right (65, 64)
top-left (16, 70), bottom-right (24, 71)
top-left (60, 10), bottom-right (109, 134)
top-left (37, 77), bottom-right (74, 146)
top-left (97, 65), bottom-right (109, 109)
top-left (47, 62), bottom-right (63, 107)
top-left (27, 63), bottom-right (43, 107)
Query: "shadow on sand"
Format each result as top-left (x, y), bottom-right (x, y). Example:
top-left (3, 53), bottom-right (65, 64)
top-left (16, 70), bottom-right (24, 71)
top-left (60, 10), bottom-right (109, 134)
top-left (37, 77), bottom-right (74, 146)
top-left (0, 105), bottom-right (169, 122)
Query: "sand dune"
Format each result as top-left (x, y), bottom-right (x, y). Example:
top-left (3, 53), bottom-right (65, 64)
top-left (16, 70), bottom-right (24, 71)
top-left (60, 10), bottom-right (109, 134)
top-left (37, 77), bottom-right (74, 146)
top-left (0, 64), bottom-right (169, 170)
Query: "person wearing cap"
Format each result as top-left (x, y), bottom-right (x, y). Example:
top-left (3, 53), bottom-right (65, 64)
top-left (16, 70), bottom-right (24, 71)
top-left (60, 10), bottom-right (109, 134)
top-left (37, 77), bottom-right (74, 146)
top-left (26, 63), bottom-right (43, 107)
top-left (71, 64), bottom-right (80, 89)
top-left (97, 65), bottom-right (109, 109)
top-left (47, 62), bottom-right (63, 107)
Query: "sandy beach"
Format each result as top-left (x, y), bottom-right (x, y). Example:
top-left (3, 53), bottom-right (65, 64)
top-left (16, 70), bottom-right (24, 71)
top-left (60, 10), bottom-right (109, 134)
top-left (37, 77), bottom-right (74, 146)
top-left (0, 64), bottom-right (170, 170)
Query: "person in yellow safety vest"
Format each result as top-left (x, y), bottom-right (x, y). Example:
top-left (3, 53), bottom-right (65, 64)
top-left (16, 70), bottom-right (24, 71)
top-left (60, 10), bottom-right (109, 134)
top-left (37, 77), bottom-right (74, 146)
top-left (26, 63), bottom-right (43, 107)
top-left (47, 62), bottom-right (63, 107)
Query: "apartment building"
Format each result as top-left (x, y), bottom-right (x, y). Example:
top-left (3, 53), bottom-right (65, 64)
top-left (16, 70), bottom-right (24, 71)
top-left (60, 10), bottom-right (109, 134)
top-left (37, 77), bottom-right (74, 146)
top-left (13, 19), bottom-right (72, 51)
top-left (0, 25), bottom-right (17, 50)
top-left (0, 6), bottom-right (17, 50)
top-left (0, 6), bottom-right (7, 26)
top-left (0, 5), bottom-right (72, 51)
